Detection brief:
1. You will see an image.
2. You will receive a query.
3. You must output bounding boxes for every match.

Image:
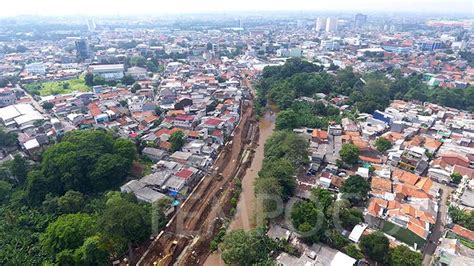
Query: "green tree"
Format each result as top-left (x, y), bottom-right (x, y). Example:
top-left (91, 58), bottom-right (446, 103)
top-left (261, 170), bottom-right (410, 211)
top-left (259, 158), bottom-right (296, 199)
top-left (375, 137), bottom-right (392, 153)
top-left (359, 232), bottom-right (390, 263)
top-left (255, 176), bottom-right (284, 217)
top-left (169, 130), bottom-right (185, 152)
top-left (9, 155), bottom-right (28, 184)
top-left (85, 73), bottom-right (94, 86)
top-left (389, 245), bottom-right (422, 266)
top-left (344, 244), bottom-right (364, 260)
top-left (340, 175), bottom-right (370, 206)
top-left (57, 190), bottom-right (85, 214)
top-left (40, 213), bottom-right (96, 260)
top-left (93, 75), bottom-right (106, 86)
top-left (451, 172), bottom-right (463, 184)
top-left (275, 110), bottom-right (299, 130)
top-left (97, 195), bottom-right (150, 258)
top-left (0, 128), bottom-right (18, 148)
top-left (129, 56), bottom-right (146, 67)
top-left (41, 102), bottom-right (54, 111)
top-left (291, 201), bottom-right (326, 243)
top-left (310, 188), bottom-right (335, 212)
top-left (264, 131), bottom-right (309, 166)
top-left (73, 235), bottom-right (109, 266)
top-left (339, 144), bottom-right (360, 165)
top-left (0, 180), bottom-right (12, 203)
top-left (220, 227), bottom-right (277, 265)
top-left (131, 83), bottom-right (141, 93)
top-left (121, 75), bottom-right (135, 86)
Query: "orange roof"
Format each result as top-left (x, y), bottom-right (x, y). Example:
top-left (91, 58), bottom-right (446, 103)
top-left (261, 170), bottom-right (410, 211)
top-left (395, 184), bottom-right (431, 199)
top-left (312, 129), bottom-right (328, 140)
top-left (408, 220), bottom-right (429, 238)
top-left (415, 177), bottom-right (433, 194)
top-left (187, 130), bottom-right (201, 138)
top-left (401, 204), bottom-right (417, 217)
top-left (382, 132), bottom-right (404, 142)
top-left (407, 135), bottom-right (424, 147)
top-left (387, 200), bottom-right (401, 210)
top-left (393, 169), bottom-right (420, 186)
top-left (88, 102), bottom-right (102, 117)
top-left (144, 115), bottom-right (159, 123)
top-left (424, 137), bottom-right (442, 150)
top-left (452, 224), bottom-right (474, 241)
top-left (359, 155), bottom-right (382, 164)
top-left (371, 177), bottom-right (392, 193)
top-left (159, 141), bottom-right (172, 151)
top-left (168, 110), bottom-right (186, 116)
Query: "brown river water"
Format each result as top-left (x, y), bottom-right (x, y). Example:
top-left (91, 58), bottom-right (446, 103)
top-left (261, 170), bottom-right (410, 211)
top-left (204, 111), bottom-right (276, 266)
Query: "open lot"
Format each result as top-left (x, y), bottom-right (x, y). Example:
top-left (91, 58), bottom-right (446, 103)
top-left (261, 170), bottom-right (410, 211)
top-left (24, 76), bottom-right (90, 96)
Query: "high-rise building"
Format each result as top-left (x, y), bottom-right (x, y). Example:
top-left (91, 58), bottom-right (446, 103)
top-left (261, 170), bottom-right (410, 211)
top-left (87, 19), bottom-right (96, 32)
top-left (325, 18), bottom-right (338, 32)
top-left (75, 39), bottom-right (90, 60)
top-left (315, 17), bottom-right (326, 31)
top-left (354, 13), bottom-right (368, 28)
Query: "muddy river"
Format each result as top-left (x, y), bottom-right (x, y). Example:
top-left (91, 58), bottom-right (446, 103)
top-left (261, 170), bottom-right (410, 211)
top-left (204, 111), bottom-right (276, 266)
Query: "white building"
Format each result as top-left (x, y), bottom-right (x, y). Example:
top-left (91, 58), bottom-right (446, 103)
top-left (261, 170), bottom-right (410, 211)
top-left (25, 62), bottom-right (46, 75)
top-left (89, 64), bottom-right (124, 81)
top-left (326, 18), bottom-right (338, 32)
top-left (0, 103), bottom-right (44, 129)
top-left (320, 40), bottom-right (340, 51)
top-left (315, 17), bottom-right (327, 31)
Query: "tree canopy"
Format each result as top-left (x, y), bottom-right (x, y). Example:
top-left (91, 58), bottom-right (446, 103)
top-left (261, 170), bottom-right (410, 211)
top-left (389, 245), bottom-right (422, 266)
top-left (375, 137), bottom-right (392, 153)
top-left (340, 175), bottom-right (371, 206)
top-left (339, 144), bottom-right (360, 165)
top-left (26, 130), bottom-right (136, 205)
top-left (220, 227), bottom-right (277, 265)
top-left (169, 130), bottom-right (185, 152)
top-left (359, 232), bottom-right (390, 263)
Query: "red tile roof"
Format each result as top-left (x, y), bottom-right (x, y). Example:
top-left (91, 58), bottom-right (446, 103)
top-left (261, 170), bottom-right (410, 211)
top-left (452, 224), bottom-right (474, 241)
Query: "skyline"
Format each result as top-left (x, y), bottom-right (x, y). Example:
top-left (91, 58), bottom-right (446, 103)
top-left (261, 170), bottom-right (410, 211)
top-left (1, 0), bottom-right (473, 17)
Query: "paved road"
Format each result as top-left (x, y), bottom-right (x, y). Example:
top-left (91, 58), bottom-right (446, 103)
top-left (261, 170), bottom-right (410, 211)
top-left (325, 134), bottom-right (341, 164)
top-left (16, 84), bottom-right (45, 113)
top-left (422, 184), bottom-right (451, 265)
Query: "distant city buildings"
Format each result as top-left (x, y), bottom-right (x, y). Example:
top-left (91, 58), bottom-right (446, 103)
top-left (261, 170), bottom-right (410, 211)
top-left (75, 39), bottom-right (91, 60)
top-left (87, 19), bottom-right (97, 32)
top-left (315, 17), bottom-right (326, 31)
top-left (354, 13), bottom-right (368, 28)
top-left (325, 17), bottom-right (338, 32)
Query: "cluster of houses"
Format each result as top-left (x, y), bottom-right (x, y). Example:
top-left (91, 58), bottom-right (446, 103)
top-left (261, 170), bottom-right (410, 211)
top-left (279, 99), bottom-right (474, 264)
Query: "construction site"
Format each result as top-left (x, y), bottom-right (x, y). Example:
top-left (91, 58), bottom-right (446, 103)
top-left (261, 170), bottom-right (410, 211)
top-left (135, 89), bottom-right (260, 266)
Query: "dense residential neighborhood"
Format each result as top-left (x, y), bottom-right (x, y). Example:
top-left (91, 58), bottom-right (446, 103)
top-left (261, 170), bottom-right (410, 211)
top-left (0, 6), bottom-right (473, 266)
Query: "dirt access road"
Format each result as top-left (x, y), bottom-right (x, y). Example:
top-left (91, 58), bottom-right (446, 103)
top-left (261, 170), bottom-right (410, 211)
top-left (137, 95), bottom-right (258, 266)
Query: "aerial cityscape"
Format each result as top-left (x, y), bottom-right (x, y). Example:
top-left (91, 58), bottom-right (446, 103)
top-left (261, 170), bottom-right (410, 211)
top-left (0, 1), bottom-right (473, 265)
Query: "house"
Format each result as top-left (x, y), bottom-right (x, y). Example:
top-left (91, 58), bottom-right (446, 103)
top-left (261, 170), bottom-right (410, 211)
top-left (312, 129), bottom-right (328, 143)
top-left (142, 147), bottom-right (166, 162)
top-left (121, 180), bottom-right (167, 203)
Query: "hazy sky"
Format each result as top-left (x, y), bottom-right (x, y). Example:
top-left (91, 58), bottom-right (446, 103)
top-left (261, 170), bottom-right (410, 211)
top-left (0, 0), bottom-right (473, 17)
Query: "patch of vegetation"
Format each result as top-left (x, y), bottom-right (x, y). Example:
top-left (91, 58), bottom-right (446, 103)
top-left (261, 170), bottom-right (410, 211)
top-left (24, 76), bottom-right (90, 96)
top-left (382, 221), bottom-right (426, 248)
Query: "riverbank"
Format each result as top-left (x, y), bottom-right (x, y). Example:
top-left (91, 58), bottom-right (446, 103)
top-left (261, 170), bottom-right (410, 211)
top-left (204, 110), bottom-right (276, 266)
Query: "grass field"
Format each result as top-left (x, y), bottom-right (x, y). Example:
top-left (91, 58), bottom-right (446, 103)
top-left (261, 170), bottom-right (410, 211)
top-left (382, 221), bottom-right (426, 248)
top-left (24, 76), bottom-right (90, 96)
